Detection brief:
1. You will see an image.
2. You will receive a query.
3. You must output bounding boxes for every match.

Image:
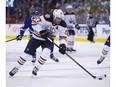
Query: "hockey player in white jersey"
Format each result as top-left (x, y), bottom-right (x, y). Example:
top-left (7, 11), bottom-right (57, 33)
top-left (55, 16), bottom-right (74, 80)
top-left (16, 10), bottom-right (59, 63)
top-left (9, 9), bottom-right (67, 76)
top-left (64, 5), bottom-right (78, 52)
top-left (97, 36), bottom-right (110, 64)
top-left (16, 10), bottom-right (40, 64)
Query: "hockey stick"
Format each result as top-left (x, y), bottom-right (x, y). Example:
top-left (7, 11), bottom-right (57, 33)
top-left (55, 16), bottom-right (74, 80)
top-left (6, 38), bottom-right (17, 42)
top-left (6, 35), bottom-right (27, 42)
top-left (48, 38), bottom-right (106, 80)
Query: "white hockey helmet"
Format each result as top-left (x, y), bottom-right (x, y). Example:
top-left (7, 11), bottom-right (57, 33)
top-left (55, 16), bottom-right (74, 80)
top-left (66, 5), bottom-right (73, 9)
top-left (53, 9), bottom-right (64, 19)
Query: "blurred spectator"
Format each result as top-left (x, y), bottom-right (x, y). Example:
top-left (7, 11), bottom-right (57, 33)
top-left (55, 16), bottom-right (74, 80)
top-left (6, 0), bottom-right (110, 24)
top-left (99, 17), bottom-right (106, 24)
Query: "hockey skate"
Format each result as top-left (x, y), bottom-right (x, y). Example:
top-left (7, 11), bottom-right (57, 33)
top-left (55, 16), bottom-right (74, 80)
top-left (91, 41), bottom-right (95, 43)
top-left (32, 66), bottom-right (39, 76)
top-left (67, 48), bottom-right (72, 52)
top-left (70, 48), bottom-right (76, 52)
top-left (9, 67), bottom-right (19, 76)
top-left (97, 57), bottom-right (105, 64)
top-left (67, 48), bottom-right (76, 52)
top-left (88, 40), bottom-right (95, 43)
top-left (50, 53), bottom-right (59, 62)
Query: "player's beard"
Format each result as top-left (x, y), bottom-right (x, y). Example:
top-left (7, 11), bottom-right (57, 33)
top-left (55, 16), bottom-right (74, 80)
top-left (53, 18), bottom-right (61, 25)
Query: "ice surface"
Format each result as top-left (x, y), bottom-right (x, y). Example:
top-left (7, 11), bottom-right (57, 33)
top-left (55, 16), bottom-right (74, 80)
top-left (6, 40), bottom-right (110, 87)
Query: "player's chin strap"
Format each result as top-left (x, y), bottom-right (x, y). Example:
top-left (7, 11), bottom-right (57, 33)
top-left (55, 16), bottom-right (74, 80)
top-left (47, 37), bottom-right (107, 80)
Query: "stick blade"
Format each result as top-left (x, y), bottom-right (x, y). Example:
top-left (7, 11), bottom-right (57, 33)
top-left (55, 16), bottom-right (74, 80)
top-left (94, 74), bottom-right (107, 80)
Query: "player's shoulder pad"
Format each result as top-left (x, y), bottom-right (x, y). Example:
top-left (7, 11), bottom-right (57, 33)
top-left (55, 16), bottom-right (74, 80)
top-left (45, 14), bottom-right (50, 18)
top-left (44, 14), bottom-right (53, 23)
top-left (64, 12), bottom-right (75, 15)
top-left (59, 20), bottom-right (67, 28)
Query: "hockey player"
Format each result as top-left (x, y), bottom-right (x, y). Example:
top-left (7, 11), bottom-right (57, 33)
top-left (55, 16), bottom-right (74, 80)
top-left (9, 9), bottom-right (67, 76)
top-left (97, 36), bottom-right (110, 64)
top-left (86, 12), bottom-right (95, 43)
top-left (16, 10), bottom-right (40, 63)
top-left (49, 9), bottom-right (64, 62)
top-left (16, 10), bottom-right (40, 40)
top-left (16, 10), bottom-right (58, 63)
top-left (64, 5), bottom-right (78, 52)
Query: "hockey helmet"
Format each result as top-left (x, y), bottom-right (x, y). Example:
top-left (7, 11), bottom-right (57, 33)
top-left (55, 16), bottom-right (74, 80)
top-left (66, 5), bottom-right (73, 9)
top-left (32, 10), bottom-right (39, 15)
top-left (53, 9), bottom-right (64, 19)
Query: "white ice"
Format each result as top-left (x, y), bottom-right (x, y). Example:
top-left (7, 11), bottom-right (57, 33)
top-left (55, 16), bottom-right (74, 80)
top-left (6, 40), bottom-right (110, 87)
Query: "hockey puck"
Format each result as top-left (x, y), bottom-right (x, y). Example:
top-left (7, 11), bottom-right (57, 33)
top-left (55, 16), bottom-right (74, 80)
top-left (104, 74), bottom-right (107, 77)
top-left (98, 78), bottom-right (103, 80)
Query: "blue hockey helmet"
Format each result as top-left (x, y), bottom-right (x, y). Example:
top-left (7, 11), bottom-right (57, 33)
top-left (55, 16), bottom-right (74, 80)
top-left (32, 10), bottom-right (39, 15)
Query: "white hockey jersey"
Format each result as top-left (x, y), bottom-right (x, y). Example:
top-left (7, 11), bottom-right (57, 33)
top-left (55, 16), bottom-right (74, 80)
top-left (64, 12), bottom-right (76, 30)
top-left (32, 14), bottom-right (67, 42)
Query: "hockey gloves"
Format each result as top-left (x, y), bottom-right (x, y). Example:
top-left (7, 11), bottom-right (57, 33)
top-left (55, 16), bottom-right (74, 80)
top-left (59, 44), bottom-right (66, 55)
top-left (93, 21), bottom-right (98, 27)
top-left (16, 35), bottom-right (23, 40)
top-left (75, 23), bottom-right (80, 30)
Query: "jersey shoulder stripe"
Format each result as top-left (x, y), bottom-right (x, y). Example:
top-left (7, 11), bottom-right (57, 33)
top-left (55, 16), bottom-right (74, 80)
top-left (31, 21), bottom-right (38, 25)
top-left (59, 20), bottom-right (67, 28)
top-left (43, 14), bottom-right (53, 23)
top-left (43, 14), bottom-right (67, 28)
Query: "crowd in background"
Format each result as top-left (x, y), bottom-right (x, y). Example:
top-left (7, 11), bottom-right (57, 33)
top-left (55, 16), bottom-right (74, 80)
top-left (6, 0), bottom-right (110, 24)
